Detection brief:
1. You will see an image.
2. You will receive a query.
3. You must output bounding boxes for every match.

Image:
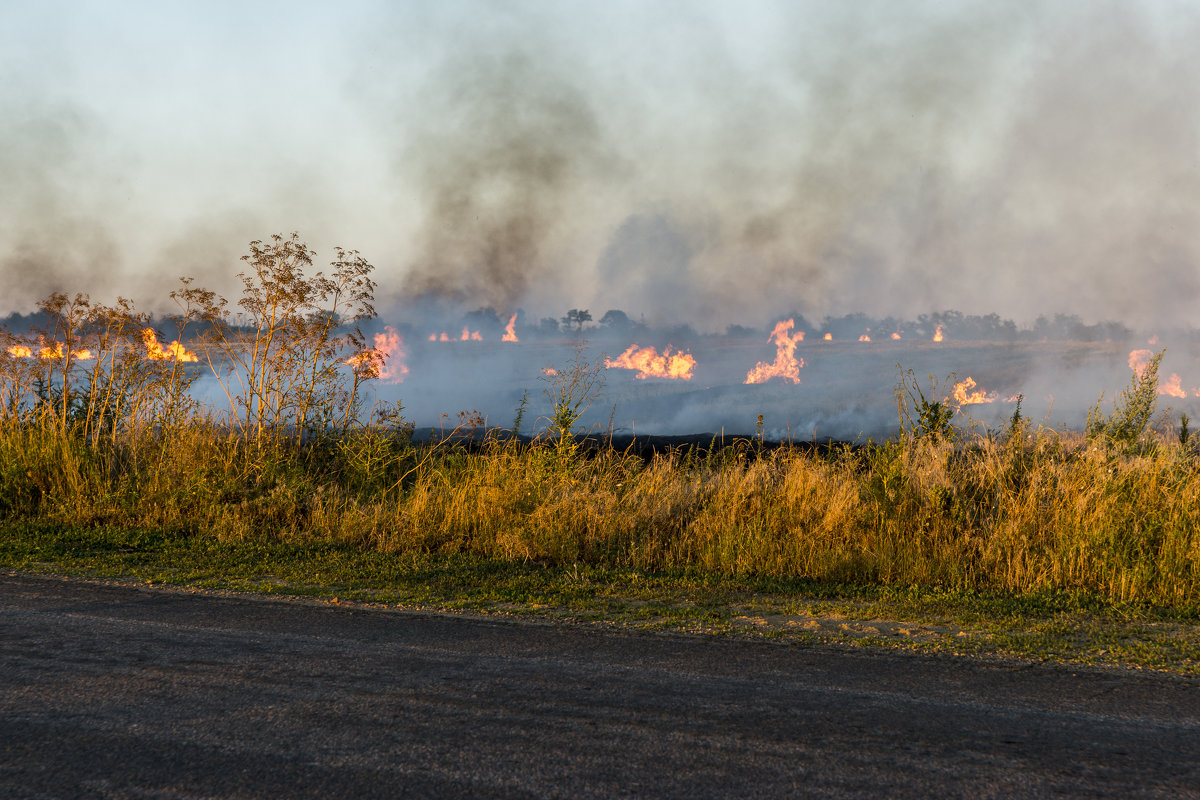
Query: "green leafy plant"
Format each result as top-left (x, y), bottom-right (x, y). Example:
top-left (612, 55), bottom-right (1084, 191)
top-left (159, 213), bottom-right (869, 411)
top-left (1086, 348), bottom-right (1163, 449)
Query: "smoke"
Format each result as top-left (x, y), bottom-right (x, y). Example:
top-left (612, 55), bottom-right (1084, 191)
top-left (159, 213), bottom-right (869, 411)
top-left (4, 1), bottom-right (1200, 333)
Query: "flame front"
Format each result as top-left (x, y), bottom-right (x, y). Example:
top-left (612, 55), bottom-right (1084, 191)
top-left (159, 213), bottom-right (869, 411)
top-left (502, 314), bottom-right (518, 343)
top-left (606, 344), bottom-right (695, 380)
top-left (745, 319), bottom-right (804, 384)
top-left (858, 332), bottom-right (871, 342)
top-left (7, 345), bottom-right (32, 358)
top-left (933, 324), bottom-right (944, 343)
top-left (39, 342), bottom-right (63, 359)
top-left (142, 329), bottom-right (198, 362)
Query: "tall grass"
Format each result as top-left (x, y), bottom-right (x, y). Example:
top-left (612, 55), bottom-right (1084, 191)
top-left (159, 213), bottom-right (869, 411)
top-left (1, 236), bottom-right (1197, 608)
top-left (1, 408), bottom-right (1197, 606)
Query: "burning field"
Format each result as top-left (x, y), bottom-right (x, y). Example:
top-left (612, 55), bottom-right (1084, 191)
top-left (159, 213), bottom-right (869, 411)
top-left (1, 239), bottom-right (1198, 614)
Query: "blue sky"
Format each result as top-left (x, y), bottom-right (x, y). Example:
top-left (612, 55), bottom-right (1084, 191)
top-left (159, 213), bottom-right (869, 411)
top-left (3, 1), bottom-right (1200, 329)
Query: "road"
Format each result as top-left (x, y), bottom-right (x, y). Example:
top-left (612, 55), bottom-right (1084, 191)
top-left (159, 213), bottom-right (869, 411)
top-left (2, 572), bottom-right (1197, 799)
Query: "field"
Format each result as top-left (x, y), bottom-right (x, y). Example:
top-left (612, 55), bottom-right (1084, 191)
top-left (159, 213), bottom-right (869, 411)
top-left (1, 241), bottom-right (1198, 672)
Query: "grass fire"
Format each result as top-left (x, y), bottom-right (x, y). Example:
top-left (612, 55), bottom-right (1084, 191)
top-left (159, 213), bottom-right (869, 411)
top-left (0, 234), bottom-right (1197, 617)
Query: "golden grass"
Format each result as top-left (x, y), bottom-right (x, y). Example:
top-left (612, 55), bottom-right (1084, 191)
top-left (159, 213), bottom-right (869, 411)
top-left (2, 413), bottom-right (1196, 607)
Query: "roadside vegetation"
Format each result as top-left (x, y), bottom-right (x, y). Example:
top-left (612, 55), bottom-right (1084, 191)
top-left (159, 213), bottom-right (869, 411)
top-left (1, 234), bottom-right (1197, 671)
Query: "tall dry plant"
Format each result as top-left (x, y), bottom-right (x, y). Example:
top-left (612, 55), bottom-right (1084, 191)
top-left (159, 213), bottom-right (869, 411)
top-left (186, 233), bottom-right (378, 441)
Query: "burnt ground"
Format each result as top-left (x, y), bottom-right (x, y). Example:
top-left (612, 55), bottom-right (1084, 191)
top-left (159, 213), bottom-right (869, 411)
top-left (3, 572), bottom-right (1199, 799)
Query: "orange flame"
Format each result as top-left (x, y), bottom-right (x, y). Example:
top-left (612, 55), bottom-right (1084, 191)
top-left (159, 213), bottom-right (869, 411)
top-left (7, 345), bottom-right (32, 358)
top-left (502, 314), bottom-right (518, 343)
top-left (1160, 373), bottom-right (1187, 399)
top-left (745, 319), bottom-right (804, 384)
top-left (823, 333), bottom-right (832, 341)
top-left (347, 326), bottom-right (407, 384)
top-left (606, 344), bottom-right (695, 380)
top-left (952, 377), bottom-right (998, 406)
top-left (458, 327), bottom-right (482, 341)
top-left (933, 324), bottom-right (944, 343)
top-left (428, 333), bottom-right (437, 342)
top-left (542, 367), bottom-right (558, 377)
top-left (71, 349), bottom-right (94, 360)
top-left (142, 329), bottom-right (198, 362)
top-left (39, 342), bottom-right (63, 359)
top-left (891, 332), bottom-right (901, 340)
top-left (1130, 349), bottom-right (1190, 398)
top-left (858, 332), bottom-right (871, 342)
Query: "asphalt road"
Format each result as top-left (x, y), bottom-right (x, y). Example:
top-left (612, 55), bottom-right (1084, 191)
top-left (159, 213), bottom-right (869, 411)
top-left (2, 572), bottom-right (1198, 799)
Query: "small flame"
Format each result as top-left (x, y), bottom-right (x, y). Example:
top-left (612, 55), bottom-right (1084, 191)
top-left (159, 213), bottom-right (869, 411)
top-left (1149, 334), bottom-right (1160, 345)
top-left (933, 324), bottom-right (944, 343)
top-left (39, 342), bottom-right (63, 359)
top-left (745, 319), bottom-right (804, 384)
top-left (606, 344), bottom-right (695, 380)
top-left (459, 327), bottom-right (482, 341)
top-left (348, 326), bottom-right (408, 384)
top-left (542, 367), bottom-right (558, 377)
top-left (7, 345), bottom-right (32, 358)
top-left (823, 333), bottom-right (832, 341)
top-left (428, 333), bottom-right (437, 342)
top-left (502, 314), bottom-right (518, 343)
top-left (1128, 349), bottom-right (1153, 375)
top-left (952, 377), bottom-right (998, 406)
top-left (858, 332), bottom-right (871, 342)
top-left (142, 329), bottom-right (198, 362)
top-left (1160, 373), bottom-right (1187, 398)
top-left (891, 332), bottom-right (901, 340)
top-left (1131, 349), bottom-right (1192, 398)
top-left (71, 349), bottom-right (94, 360)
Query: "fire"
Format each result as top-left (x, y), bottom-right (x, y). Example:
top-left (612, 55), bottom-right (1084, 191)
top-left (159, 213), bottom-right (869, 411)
top-left (428, 333), bottom-right (437, 342)
top-left (606, 344), bottom-right (695, 380)
top-left (542, 367), bottom-right (558, 377)
top-left (891, 332), bottom-right (901, 340)
top-left (1130, 349), bottom-right (1192, 398)
top-left (142, 329), bottom-right (198, 362)
top-left (348, 326), bottom-right (407, 383)
top-left (858, 332), bottom-right (871, 342)
top-left (39, 342), bottom-right (63, 359)
top-left (1160, 373), bottom-right (1187, 399)
top-left (933, 324), bottom-right (944, 343)
top-left (7, 345), bottom-right (32, 358)
top-left (823, 333), bottom-right (832, 341)
top-left (502, 314), bottom-right (518, 343)
top-left (745, 319), bottom-right (804, 385)
top-left (1128, 349), bottom-right (1153, 374)
top-left (72, 349), bottom-right (94, 360)
top-left (459, 327), bottom-right (482, 341)
top-left (952, 377), bottom-right (998, 406)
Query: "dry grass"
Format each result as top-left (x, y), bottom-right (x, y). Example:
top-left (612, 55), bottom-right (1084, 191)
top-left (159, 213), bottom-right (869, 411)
top-left (1, 413), bottom-right (1197, 608)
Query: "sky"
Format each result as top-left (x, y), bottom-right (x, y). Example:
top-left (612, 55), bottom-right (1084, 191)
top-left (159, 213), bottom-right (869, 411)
top-left (4, 0), bottom-right (1200, 331)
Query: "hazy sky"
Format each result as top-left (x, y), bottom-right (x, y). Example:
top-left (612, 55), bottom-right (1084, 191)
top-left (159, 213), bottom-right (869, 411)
top-left (4, 1), bottom-right (1200, 330)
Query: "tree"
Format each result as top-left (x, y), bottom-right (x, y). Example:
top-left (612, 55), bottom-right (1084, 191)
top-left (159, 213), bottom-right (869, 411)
top-left (562, 308), bottom-right (592, 333)
top-left (598, 309), bottom-right (632, 331)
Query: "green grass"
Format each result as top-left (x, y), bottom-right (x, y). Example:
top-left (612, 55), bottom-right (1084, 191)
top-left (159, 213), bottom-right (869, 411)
top-left (4, 519), bottom-right (1197, 674)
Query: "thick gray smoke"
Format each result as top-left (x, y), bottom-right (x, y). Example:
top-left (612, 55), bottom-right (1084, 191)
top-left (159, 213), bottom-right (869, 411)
top-left (4, 1), bottom-right (1200, 333)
